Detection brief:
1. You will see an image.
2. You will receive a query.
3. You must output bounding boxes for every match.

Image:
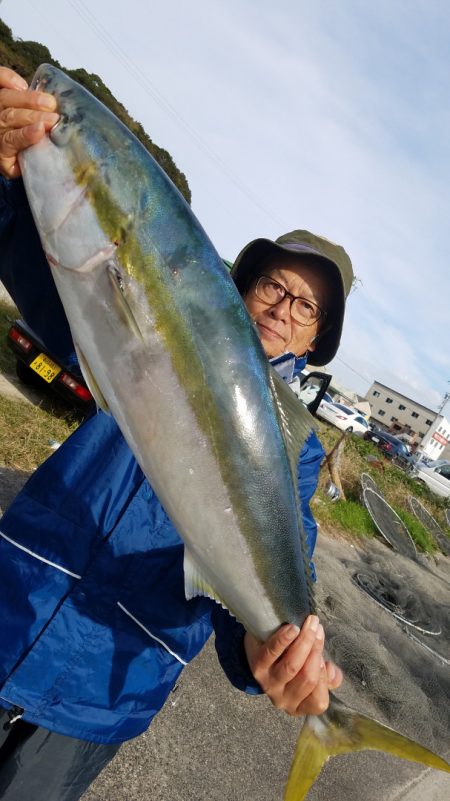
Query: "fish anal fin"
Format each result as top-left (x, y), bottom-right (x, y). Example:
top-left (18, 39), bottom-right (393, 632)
top-left (183, 548), bottom-right (228, 610)
top-left (284, 696), bottom-right (450, 801)
top-left (74, 343), bottom-right (110, 414)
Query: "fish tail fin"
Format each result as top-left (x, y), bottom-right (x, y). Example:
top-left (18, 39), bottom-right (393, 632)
top-left (284, 695), bottom-right (450, 801)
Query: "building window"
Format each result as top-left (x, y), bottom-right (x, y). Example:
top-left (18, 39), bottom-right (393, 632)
top-left (425, 419), bottom-right (433, 425)
top-left (419, 433), bottom-right (425, 438)
top-left (378, 409), bottom-right (386, 417)
top-left (386, 397), bottom-right (393, 404)
top-left (399, 404), bottom-right (406, 411)
top-left (373, 390), bottom-right (380, 397)
top-left (411, 411), bottom-right (419, 419)
top-left (391, 417), bottom-right (397, 422)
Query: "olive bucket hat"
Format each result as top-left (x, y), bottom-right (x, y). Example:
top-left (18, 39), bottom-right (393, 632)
top-left (231, 229), bottom-right (354, 366)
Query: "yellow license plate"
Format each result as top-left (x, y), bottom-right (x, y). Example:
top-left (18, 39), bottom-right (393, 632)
top-left (29, 353), bottom-right (62, 383)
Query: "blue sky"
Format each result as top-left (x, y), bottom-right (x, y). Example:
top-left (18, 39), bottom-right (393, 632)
top-left (2, 0), bottom-right (449, 413)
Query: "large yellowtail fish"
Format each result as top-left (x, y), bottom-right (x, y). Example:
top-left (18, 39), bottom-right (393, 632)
top-left (19, 64), bottom-right (450, 800)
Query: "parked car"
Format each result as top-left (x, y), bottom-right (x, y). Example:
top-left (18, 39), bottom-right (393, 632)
top-left (316, 400), bottom-right (369, 435)
top-left (7, 319), bottom-right (94, 413)
top-left (414, 457), bottom-right (450, 471)
top-left (363, 428), bottom-right (414, 468)
top-left (412, 461), bottom-right (450, 498)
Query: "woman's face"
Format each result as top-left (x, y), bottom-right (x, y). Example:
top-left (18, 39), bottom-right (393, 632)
top-left (243, 256), bottom-right (331, 359)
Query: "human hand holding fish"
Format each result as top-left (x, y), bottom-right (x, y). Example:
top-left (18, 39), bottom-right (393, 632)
top-left (245, 616), bottom-right (343, 716)
top-left (0, 66), bottom-right (58, 178)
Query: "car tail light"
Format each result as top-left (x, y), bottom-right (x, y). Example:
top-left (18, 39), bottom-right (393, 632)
top-left (58, 372), bottom-right (93, 402)
top-left (8, 326), bottom-right (33, 352)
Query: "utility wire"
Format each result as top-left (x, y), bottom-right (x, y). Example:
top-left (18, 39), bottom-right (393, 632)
top-left (67, 0), bottom-right (285, 227)
top-left (334, 355), bottom-right (372, 386)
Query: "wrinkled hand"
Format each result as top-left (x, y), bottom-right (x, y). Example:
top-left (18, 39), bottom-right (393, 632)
top-left (0, 67), bottom-right (59, 179)
top-left (244, 615), bottom-right (343, 716)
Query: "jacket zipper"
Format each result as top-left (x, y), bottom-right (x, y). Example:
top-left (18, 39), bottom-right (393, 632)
top-left (2, 704), bottom-right (25, 730)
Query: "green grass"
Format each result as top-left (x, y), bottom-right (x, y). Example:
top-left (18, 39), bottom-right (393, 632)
top-left (315, 493), bottom-right (376, 538)
top-left (320, 500), bottom-right (375, 537)
top-left (314, 420), bottom-right (450, 554)
top-left (0, 393), bottom-right (80, 471)
top-left (393, 506), bottom-right (437, 554)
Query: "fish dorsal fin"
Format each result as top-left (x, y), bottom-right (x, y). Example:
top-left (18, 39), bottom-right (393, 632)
top-left (184, 548), bottom-right (230, 612)
top-left (269, 367), bottom-right (317, 478)
top-left (74, 342), bottom-right (110, 414)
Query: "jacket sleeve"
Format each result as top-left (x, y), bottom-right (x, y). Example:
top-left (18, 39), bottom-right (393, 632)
top-left (211, 605), bottom-right (262, 695)
top-left (0, 176), bottom-right (78, 369)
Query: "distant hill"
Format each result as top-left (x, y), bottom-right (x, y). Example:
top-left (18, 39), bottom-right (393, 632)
top-left (0, 18), bottom-right (191, 203)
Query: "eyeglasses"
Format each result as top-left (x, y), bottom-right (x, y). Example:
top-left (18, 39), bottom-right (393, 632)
top-left (254, 275), bottom-right (326, 326)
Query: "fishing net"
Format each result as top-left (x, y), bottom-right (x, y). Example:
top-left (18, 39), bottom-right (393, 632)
top-left (408, 495), bottom-right (450, 556)
top-left (359, 472), bottom-right (383, 506)
top-left (362, 487), bottom-right (417, 560)
top-left (315, 536), bottom-right (450, 756)
top-left (353, 571), bottom-right (441, 634)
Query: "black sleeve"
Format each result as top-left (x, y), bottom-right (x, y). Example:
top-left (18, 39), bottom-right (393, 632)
top-left (0, 177), bottom-right (77, 369)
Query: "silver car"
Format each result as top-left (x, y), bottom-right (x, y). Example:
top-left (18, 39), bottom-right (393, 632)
top-left (412, 461), bottom-right (450, 498)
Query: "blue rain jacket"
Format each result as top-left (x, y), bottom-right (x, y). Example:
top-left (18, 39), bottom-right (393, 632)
top-left (0, 178), bottom-right (325, 744)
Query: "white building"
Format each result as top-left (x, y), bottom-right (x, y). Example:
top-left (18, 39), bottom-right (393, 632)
top-left (365, 380), bottom-right (436, 449)
top-left (418, 415), bottom-right (450, 460)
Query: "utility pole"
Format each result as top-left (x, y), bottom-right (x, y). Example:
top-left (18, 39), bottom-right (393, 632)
top-left (437, 382), bottom-right (450, 415)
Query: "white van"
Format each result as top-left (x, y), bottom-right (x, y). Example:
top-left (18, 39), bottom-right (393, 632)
top-left (413, 462), bottom-right (450, 498)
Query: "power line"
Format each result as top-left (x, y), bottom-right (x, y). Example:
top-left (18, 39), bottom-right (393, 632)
top-left (334, 355), bottom-right (372, 385)
top-left (67, 0), bottom-right (285, 227)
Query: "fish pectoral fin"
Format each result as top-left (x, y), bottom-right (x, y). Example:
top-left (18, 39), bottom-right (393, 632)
top-left (107, 263), bottom-right (145, 342)
top-left (74, 343), bottom-right (110, 414)
top-left (269, 368), bottom-right (316, 477)
top-left (284, 696), bottom-right (450, 801)
top-left (183, 549), bottom-right (228, 609)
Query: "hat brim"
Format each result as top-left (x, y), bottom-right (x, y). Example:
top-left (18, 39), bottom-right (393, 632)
top-left (231, 238), bottom-right (345, 366)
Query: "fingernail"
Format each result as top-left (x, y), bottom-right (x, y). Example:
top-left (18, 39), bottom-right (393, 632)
top-left (27, 122), bottom-right (44, 135)
top-left (12, 77), bottom-right (28, 90)
top-left (316, 624), bottom-right (325, 641)
top-left (37, 94), bottom-right (56, 110)
top-left (285, 624), bottom-right (300, 640)
top-left (42, 112), bottom-right (60, 123)
top-left (308, 615), bottom-right (319, 632)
